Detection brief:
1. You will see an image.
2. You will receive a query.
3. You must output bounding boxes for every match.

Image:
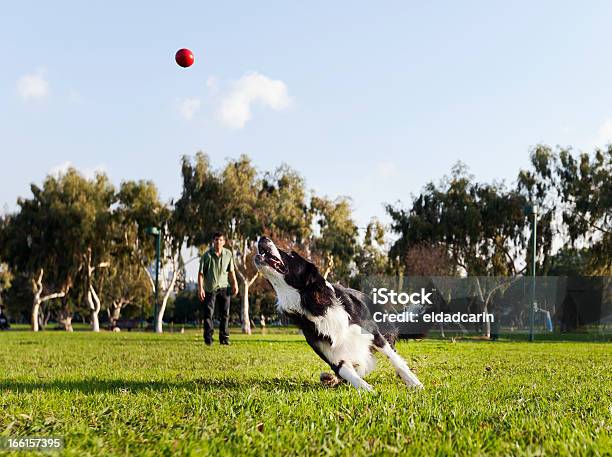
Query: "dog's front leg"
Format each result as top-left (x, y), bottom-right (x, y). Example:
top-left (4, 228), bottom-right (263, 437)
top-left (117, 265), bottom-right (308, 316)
top-left (376, 342), bottom-right (423, 389)
top-left (336, 362), bottom-right (373, 392)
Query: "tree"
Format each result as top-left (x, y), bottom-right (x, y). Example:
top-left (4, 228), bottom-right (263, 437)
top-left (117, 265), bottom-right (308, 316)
top-left (387, 163), bottom-right (529, 337)
top-left (518, 146), bottom-right (563, 275)
top-left (403, 243), bottom-right (454, 277)
top-left (174, 152), bottom-right (226, 246)
top-left (387, 163), bottom-right (528, 276)
top-left (547, 248), bottom-right (590, 276)
top-left (83, 248), bottom-right (110, 332)
top-left (3, 203), bottom-right (66, 330)
top-left (104, 229), bottom-right (151, 328)
top-left (259, 165), bottom-right (312, 243)
top-left (556, 146), bottom-right (611, 274)
top-left (175, 153), bottom-right (313, 334)
top-left (353, 219), bottom-right (390, 278)
top-left (76, 175), bottom-right (115, 332)
top-left (172, 290), bottom-right (200, 324)
top-left (114, 180), bottom-right (184, 333)
top-left (0, 217), bottom-right (13, 314)
top-left (518, 145), bottom-right (612, 275)
top-left (1, 169), bottom-right (115, 331)
top-left (151, 228), bottom-right (183, 333)
top-left (310, 196), bottom-right (359, 282)
top-left (0, 262), bottom-right (12, 314)
top-left (220, 156), bottom-right (263, 334)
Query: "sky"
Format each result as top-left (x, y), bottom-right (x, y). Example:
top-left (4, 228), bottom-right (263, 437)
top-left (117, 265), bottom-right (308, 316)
top-left (2, 0), bottom-right (612, 235)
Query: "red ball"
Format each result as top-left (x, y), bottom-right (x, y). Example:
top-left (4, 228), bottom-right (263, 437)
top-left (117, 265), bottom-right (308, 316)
top-left (175, 48), bottom-right (194, 68)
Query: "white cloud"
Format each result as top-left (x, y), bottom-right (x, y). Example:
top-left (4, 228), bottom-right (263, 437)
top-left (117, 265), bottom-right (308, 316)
top-left (593, 118), bottom-right (612, 147)
top-left (17, 69), bottom-right (49, 100)
top-left (218, 72), bottom-right (292, 129)
top-left (177, 97), bottom-right (201, 120)
top-left (206, 76), bottom-right (218, 91)
top-left (376, 161), bottom-right (397, 178)
top-left (48, 161), bottom-right (107, 180)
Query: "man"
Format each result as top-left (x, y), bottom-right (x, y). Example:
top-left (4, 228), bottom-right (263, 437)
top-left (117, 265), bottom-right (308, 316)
top-left (198, 232), bottom-right (239, 345)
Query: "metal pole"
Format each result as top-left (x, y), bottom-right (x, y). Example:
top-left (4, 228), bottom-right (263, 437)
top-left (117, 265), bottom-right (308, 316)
top-left (154, 232), bottom-right (161, 327)
top-left (529, 208), bottom-right (537, 342)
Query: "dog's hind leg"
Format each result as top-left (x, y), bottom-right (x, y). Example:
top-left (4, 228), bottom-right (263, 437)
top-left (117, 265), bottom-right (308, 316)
top-left (334, 361), bottom-right (373, 392)
top-left (374, 334), bottom-right (423, 389)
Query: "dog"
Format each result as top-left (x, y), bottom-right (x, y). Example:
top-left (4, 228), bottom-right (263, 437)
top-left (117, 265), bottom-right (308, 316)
top-left (254, 236), bottom-right (423, 391)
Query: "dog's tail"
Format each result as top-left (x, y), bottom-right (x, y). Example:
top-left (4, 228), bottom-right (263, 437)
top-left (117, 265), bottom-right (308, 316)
top-left (380, 327), bottom-right (399, 348)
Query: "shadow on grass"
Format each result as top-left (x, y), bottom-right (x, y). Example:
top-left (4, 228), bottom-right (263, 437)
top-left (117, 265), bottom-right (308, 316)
top-left (0, 377), bottom-right (325, 394)
top-left (77, 338), bottom-right (309, 345)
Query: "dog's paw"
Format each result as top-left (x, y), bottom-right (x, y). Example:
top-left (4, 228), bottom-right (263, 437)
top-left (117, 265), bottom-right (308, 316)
top-left (356, 381), bottom-right (374, 393)
top-left (320, 372), bottom-right (341, 387)
top-left (404, 380), bottom-right (424, 390)
top-left (396, 369), bottom-right (424, 389)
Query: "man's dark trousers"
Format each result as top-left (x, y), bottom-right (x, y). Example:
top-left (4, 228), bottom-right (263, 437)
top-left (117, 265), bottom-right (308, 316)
top-left (203, 287), bottom-right (231, 343)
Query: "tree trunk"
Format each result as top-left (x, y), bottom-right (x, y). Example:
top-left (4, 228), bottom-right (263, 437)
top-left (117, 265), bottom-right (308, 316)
top-left (142, 252), bottom-right (175, 334)
top-left (482, 303), bottom-right (491, 338)
top-left (108, 300), bottom-right (124, 328)
top-left (31, 269), bottom-right (44, 332)
top-left (475, 278), bottom-right (490, 339)
top-left (31, 300), bottom-right (41, 332)
top-left (84, 251), bottom-right (109, 332)
top-left (241, 278), bottom-right (251, 335)
top-left (30, 268), bottom-right (66, 332)
top-left (155, 266), bottom-right (178, 333)
top-left (43, 309), bottom-right (51, 327)
top-left (322, 255), bottom-right (334, 280)
top-left (237, 271), bottom-right (259, 335)
top-left (232, 239), bottom-right (259, 335)
top-left (87, 285), bottom-right (101, 332)
top-left (91, 309), bottom-right (100, 332)
top-left (57, 308), bottom-right (73, 332)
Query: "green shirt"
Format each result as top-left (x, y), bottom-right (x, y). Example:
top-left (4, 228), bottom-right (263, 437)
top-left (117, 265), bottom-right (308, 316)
top-left (198, 247), bottom-right (235, 292)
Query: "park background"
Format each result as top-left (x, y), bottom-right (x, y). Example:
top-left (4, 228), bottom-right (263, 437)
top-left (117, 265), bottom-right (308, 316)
top-left (0, 2), bottom-right (611, 455)
top-left (0, 146), bottom-right (609, 335)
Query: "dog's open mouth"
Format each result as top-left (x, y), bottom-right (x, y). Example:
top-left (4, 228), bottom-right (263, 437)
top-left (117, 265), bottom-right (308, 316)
top-left (256, 238), bottom-right (288, 274)
top-left (263, 252), bottom-right (287, 273)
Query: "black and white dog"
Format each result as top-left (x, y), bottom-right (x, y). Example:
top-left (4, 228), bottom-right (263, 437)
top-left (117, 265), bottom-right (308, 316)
top-left (254, 236), bottom-right (423, 392)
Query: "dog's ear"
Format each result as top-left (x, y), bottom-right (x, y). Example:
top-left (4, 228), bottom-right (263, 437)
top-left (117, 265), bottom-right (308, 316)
top-left (290, 250), bottom-right (308, 262)
top-left (304, 261), bottom-right (324, 289)
top-left (303, 261), bottom-right (336, 311)
top-left (290, 250), bottom-right (322, 285)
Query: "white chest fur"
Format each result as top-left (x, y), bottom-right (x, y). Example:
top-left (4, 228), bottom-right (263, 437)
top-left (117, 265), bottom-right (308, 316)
top-left (268, 276), bottom-right (302, 315)
top-left (316, 320), bottom-right (376, 377)
top-left (267, 277), bottom-right (376, 377)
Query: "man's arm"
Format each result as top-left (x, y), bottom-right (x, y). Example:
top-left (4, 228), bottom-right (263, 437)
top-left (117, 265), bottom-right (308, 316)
top-left (198, 272), bottom-right (205, 302)
top-left (198, 255), bottom-right (207, 302)
top-left (229, 269), bottom-right (238, 296)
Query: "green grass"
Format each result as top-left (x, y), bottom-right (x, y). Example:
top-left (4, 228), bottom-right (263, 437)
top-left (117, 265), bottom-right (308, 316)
top-left (0, 330), bottom-right (610, 456)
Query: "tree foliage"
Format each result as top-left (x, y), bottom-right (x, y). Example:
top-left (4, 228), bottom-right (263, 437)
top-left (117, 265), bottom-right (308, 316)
top-left (0, 146), bottom-right (609, 331)
top-left (387, 163), bottom-right (528, 276)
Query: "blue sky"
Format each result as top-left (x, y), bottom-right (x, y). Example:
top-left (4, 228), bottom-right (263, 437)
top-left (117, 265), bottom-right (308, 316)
top-left (2, 1), bottom-right (612, 231)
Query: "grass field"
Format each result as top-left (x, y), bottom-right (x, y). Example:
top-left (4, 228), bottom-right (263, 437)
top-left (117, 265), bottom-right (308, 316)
top-left (0, 330), bottom-right (611, 456)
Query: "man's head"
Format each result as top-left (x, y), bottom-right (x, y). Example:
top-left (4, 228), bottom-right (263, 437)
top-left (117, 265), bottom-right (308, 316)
top-left (212, 231), bottom-right (225, 252)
